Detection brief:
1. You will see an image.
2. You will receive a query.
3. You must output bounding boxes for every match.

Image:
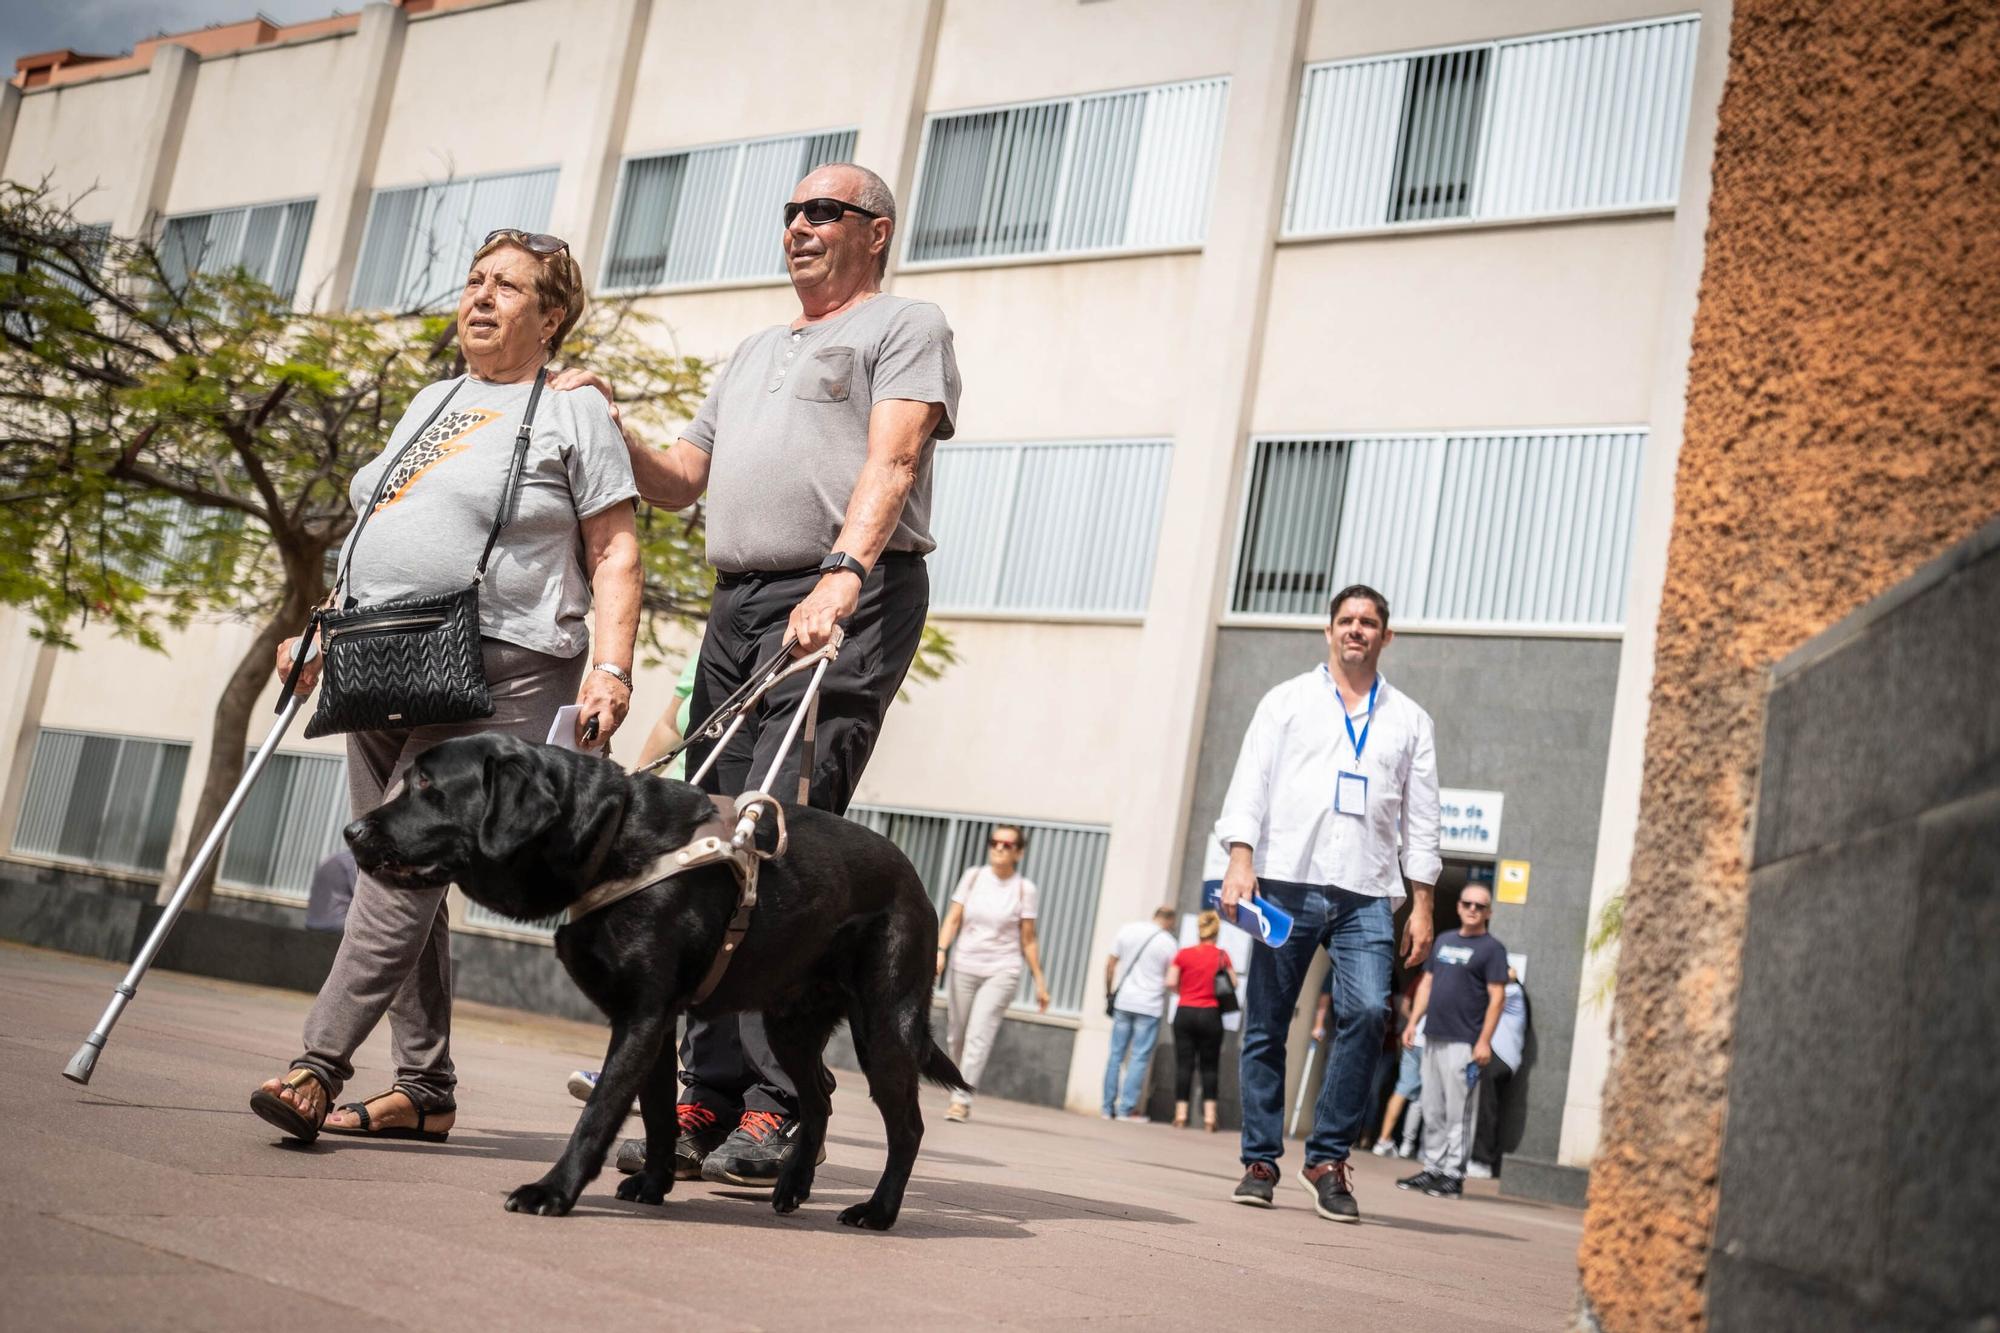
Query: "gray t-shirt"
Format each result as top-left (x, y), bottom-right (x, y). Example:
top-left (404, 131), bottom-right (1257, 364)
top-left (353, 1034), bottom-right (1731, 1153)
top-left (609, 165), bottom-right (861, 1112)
top-left (684, 294), bottom-right (960, 573)
top-left (339, 376), bottom-right (637, 658)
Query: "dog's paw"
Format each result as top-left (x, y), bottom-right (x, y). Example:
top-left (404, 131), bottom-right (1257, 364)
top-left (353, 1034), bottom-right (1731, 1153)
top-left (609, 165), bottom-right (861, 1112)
top-left (771, 1176), bottom-right (812, 1215)
top-left (616, 1171), bottom-right (670, 1206)
top-left (503, 1181), bottom-right (573, 1216)
top-left (837, 1201), bottom-right (898, 1231)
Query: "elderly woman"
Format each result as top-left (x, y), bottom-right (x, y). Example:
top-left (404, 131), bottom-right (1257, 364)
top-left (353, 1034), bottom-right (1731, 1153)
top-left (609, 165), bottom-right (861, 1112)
top-left (248, 229), bottom-right (640, 1143)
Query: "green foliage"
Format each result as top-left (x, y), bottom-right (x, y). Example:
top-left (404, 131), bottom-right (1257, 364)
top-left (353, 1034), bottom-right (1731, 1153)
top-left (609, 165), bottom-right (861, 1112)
top-left (1584, 888), bottom-right (1625, 1012)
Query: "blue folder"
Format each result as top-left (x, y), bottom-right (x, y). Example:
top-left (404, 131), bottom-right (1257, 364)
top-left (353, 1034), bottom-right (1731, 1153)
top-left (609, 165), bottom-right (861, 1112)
top-left (1200, 880), bottom-right (1295, 948)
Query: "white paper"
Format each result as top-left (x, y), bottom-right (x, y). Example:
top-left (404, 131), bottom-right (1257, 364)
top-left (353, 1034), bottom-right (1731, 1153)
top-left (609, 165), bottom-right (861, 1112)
top-left (545, 705), bottom-right (584, 752)
top-left (1335, 770), bottom-right (1368, 816)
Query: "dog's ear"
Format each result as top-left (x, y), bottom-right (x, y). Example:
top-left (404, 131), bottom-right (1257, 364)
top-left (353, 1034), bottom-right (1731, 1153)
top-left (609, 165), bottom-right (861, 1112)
top-left (477, 750), bottom-right (561, 862)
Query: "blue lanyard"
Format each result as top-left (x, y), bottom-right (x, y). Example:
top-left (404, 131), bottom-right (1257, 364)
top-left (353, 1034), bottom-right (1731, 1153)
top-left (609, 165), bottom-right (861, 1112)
top-left (1336, 675), bottom-right (1379, 762)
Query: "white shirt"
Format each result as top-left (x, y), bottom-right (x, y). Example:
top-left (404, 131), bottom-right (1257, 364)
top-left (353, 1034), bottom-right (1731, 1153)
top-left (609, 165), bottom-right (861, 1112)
top-left (1491, 981), bottom-right (1527, 1069)
top-left (948, 866), bottom-right (1037, 978)
top-left (1110, 921), bottom-right (1176, 1017)
top-left (1214, 666), bottom-right (1442, 899)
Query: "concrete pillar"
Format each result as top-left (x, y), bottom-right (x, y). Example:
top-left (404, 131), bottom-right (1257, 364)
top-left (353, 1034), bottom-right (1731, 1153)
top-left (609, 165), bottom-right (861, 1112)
top-left (543, 0), bottom-right (651, 282)
top-left (1555, 0), bottom-right (1736, 1170)
top-left (0, 82), bottom-right (22, 178)
top-left (113, 43), bottom-right (199, 238)
top-left (857, 0), bottom-right (944, 284)
top-left (1061, 0), bottom-right (1312, 1113)
top-left (0, 614), bottom-right (57, 855)
top-left (295, 2), bottom-right (409, 312)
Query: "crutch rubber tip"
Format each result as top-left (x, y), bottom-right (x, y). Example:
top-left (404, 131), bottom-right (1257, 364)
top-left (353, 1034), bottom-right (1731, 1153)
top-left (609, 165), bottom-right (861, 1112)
top-left (63, 1039), bottom-right (102, 1085)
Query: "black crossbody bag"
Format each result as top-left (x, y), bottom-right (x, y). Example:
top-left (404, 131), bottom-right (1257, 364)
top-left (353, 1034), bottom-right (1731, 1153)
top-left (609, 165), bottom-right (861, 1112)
top-left (302, 371), bottom-right (546, 740)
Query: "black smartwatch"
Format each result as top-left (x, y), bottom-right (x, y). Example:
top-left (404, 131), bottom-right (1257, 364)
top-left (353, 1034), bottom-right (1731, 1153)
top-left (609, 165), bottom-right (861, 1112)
top-left (818, 551), bottom-right (867, 582)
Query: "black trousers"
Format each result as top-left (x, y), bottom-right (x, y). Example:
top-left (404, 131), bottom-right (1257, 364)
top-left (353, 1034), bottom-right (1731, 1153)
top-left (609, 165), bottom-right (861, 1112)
top-left (1172, 1006), bottom-right (1225, 1102)
top-left (679, 555), bottom-right (929, 1116)
top-left (1472, 1054), bottom-right (1515, 1166)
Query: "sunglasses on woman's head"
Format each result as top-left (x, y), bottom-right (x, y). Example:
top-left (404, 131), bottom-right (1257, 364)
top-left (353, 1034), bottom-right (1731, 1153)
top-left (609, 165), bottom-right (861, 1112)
top-left (483, 228), bottom-right (570, 257)
top-left (783, 197), bottom-right (883, 227)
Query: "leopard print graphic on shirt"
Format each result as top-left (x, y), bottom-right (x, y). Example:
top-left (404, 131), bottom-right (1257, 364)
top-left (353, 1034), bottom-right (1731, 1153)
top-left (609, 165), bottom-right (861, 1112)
top-left (373, 407), bottom-right (503, 510)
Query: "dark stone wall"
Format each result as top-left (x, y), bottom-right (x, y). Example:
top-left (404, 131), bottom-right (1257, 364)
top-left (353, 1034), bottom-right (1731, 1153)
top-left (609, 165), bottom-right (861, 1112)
top-left (1706, 521), bottom-right (2000, 1332)
top-left (1168, 628), bottom-right (1619, 1163)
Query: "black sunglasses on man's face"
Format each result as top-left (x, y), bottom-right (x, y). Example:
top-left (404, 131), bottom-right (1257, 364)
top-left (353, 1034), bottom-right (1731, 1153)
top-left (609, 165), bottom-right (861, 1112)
top-left (1460, 899), bottom-right (1491, 913)
top-left (784, 197), bottom-right (883, 227)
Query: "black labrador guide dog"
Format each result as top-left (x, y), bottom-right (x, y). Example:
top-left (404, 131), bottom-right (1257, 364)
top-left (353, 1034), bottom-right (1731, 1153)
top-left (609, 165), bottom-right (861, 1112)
top-left (346, 732), bottom-right (967, 1230)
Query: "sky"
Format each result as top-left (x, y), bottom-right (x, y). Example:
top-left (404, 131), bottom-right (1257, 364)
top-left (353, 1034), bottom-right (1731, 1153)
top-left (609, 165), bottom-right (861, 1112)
top-left (4, 0), bottom-right (342, 66)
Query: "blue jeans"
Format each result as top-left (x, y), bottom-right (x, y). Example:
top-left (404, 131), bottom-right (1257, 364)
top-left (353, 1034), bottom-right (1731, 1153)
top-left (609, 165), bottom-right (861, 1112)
top-left (1103, 1010), bottom-right (1162, 1116)
top-left (1238, 882), bottom-right (1395, 1167)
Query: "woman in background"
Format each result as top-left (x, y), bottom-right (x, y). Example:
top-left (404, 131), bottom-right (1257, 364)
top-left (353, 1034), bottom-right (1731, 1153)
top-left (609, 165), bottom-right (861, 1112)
top-left (1165, 910), bottom-right (1237, 1131)
top-left (935, 824), bottom-right (1051, 1121)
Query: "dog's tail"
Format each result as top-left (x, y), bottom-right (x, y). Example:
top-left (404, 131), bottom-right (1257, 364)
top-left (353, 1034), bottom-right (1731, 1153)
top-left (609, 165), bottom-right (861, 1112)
top-left (921, 1037), bottom-right (971, 1093)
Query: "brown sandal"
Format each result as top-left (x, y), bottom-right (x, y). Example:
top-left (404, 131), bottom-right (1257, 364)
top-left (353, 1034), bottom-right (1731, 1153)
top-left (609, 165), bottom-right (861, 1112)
top-left (322, 1088), bottom-right (455, 1143)
top-left (249, 1067), bottom-right (330, 1144)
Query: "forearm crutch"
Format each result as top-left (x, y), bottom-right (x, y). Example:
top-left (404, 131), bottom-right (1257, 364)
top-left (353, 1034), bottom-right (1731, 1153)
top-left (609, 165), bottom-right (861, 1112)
top-left (64, 631), bottom-right (319, 1085)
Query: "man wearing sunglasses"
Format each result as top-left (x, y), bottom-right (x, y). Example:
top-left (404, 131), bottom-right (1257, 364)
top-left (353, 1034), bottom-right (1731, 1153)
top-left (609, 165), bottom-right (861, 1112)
top-left (560, 162), bottom-right (960, 1193)
top-left (1397, 882), bottom-right (1508, 1199)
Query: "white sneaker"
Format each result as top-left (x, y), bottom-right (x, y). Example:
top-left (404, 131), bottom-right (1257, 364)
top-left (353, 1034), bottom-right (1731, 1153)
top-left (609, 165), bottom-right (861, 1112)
top-left (944, 1101), bottom-right (970, 1122)
top-left (1118, 1112), bottom-right (1151, 1124)
top-left (566, 1070), bottom-right (598, 1102)
top-left (1465, 1160), bottom-right (1494, 1179)
top-left (1371, 1139), bottom-right (1396, 1157)
top-left (1397, 1141), bottom-right (1418, 1159)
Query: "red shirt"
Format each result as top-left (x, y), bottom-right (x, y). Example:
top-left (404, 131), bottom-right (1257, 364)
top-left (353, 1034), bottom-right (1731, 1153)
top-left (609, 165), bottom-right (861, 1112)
top-left (1173, 943), bottom-right (1228, 1009)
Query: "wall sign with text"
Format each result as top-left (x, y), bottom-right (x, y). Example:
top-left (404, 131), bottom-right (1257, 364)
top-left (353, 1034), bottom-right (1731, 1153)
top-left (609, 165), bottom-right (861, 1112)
top-left (1439, 788), bottom-right (1504, 857)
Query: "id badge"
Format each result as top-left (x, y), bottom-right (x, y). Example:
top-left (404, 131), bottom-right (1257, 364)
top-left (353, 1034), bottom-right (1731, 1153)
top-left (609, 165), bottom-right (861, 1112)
top-left (1335, 770), bottom-right (1368, 817)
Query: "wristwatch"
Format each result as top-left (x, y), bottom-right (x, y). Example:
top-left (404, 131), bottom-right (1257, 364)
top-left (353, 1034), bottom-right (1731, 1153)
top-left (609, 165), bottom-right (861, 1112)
top-left (591, 662), bottom-right (633, 688)
top-left (818, 551), bottom-right (867, 582)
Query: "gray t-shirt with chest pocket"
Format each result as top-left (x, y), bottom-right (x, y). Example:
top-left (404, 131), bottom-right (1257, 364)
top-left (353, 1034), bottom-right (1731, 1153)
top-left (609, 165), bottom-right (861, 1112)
top-left (683, 294), bottom-right (961, 573)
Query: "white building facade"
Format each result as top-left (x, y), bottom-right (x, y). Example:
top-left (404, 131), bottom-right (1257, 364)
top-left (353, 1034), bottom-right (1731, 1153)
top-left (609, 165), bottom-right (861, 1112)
top-left (0, 0), bottom-right (1732, 1199)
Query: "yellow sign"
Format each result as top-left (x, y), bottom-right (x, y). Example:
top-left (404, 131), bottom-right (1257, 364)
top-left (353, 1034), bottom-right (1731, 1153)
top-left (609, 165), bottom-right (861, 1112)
top-left (1497, 859), bottom-right (1530, 904)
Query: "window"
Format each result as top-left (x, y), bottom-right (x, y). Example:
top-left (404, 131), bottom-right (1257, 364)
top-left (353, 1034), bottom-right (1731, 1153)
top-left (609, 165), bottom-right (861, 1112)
top-left (218, 751), bottom-right (349, 900)
top-left (907, 77), bottom-right (1229, 263)
top-left (11, 729), bottom-right (189, 874)
top-left (847, 805), bottom-right (1107, 1016)
top-left (350, 168), bottom-right (559, 311)
top-left (158, 200), bottom-right (315, 302)
top-left (1284, 15), bottom-right (1699, 235)
top-left (1230, 429), bottom-right (1646, 629)
top-left (3, 221), bottom-right (110, 338)
top-left (928, 440), bottom-right (1172, 617)
top-left (602, 130), bottom-right (858, 290)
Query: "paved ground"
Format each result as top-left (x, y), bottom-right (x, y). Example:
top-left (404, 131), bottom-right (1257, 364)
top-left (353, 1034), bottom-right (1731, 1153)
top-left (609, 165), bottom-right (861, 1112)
top-left (1, 942), bottom-right (1583, 1330)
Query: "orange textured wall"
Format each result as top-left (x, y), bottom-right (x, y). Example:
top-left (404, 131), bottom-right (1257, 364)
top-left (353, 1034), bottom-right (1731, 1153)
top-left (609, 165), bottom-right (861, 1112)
top-left (1576, 1), bottom-right (2000, 1328)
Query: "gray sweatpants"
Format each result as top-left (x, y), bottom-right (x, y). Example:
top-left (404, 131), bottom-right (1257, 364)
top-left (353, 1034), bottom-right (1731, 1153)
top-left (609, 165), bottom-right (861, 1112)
top-left (944, 967), bottom-right (1018, 1106)
top-left (1419, 1039), bottom-right (1479, 1181)
top-left (291, 639), bottom-right (585, 1108)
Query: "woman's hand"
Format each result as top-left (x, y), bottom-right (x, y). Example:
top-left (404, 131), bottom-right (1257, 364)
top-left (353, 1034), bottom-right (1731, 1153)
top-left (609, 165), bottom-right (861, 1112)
top-left (935, 948), bottom-right (948, 981)
top-left (273, 636), bottom-right (321, 696)
top-left (575, 668), bottom-right (630, 750)
top-left (1035, 982), bottom-right (1051, 1014)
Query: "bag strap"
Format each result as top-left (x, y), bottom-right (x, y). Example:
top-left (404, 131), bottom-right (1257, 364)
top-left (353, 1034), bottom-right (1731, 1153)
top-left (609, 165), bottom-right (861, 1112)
top-left (1112, 928), bottom-right (1174, 1006)
top-left (475, 368), bottom-right (547, 581)
top-left (331, 368), bottom-right (548, 604)
top-left (331, 376), bottom-right (466, 606)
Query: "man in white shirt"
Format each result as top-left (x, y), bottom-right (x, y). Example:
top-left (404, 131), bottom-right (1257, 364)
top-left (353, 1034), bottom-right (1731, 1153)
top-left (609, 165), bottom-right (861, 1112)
top-left (1101, 906), bottom-right (1179, 1120)
top-left (1216, 584), bottom-right (1441, 1222)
